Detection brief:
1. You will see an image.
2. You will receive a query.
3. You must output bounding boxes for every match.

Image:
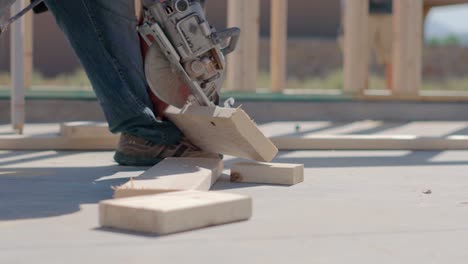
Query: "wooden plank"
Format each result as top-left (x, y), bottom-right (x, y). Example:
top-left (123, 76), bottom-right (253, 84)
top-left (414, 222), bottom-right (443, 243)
top-left (272, 135), bottom-right (468, 150)
top-left (0, 135), bottom-right (118, 150)
top-left (114, 158), bottom-right (224, 199)
top-left (359, 90), bottom-right (468, 102)
top-left (60, 122), bottom-right (116, 138)
top-left (360, 95), bottom-right (468, 102)
top-left (100, 190), bottom-right (252, 235)
top-left (393, 0), bottom-right (423, 97)
top-left (10, 0), bottom-right (26, 134)
top-left (165, 106), bottom-right (278, 162)
top-left (270, 0), bottom-right (288, 92)
top-left (7, 134), bottom-right (468, 151)
top-left (231, 162), bottom-right (304, 186)
top-left (24, 7), bottom-right (33, 89)
top-left (343, 0), bottom-right (368, 95)
top-left (226, 0), bottom-right (260, 92)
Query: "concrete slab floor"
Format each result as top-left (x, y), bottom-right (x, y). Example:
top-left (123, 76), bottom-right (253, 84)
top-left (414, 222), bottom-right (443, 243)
top-left (1, 148), bottom-right (468, 264)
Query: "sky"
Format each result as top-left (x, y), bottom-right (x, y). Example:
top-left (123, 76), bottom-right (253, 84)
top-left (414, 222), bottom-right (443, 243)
top-left (428, 4), bottom-right (468, 34)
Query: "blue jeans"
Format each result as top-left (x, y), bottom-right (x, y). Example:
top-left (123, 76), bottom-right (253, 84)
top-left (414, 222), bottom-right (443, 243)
top-left (44, 0), bottom-right (182, 145)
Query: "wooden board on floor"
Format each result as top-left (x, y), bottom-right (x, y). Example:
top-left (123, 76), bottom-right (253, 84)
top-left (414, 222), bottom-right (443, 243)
top-left (0, 135), bottom-right (118, 150)
top-left (272, 135), bottom-right (468, 150)
top-left (114, 158), bottom-right (224, 198)
top-left (60, 122), bottom-right (116, 138)
top-left (166, 106), bottom-right (278, 162)
top-left (231, 162), bottom-right (304, 186)
top-left (100, 190), bottom-right (252, 235)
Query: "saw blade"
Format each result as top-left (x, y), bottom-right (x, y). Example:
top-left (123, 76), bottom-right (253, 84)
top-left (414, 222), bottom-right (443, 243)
top-left (144, 43), bottom-right (191, 108)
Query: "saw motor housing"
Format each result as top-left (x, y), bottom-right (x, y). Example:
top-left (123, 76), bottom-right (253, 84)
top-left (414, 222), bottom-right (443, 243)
top-left (139, 0), bottom-right (240, 107)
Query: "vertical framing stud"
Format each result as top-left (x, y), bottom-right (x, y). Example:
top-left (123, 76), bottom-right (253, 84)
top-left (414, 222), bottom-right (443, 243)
top-left (343, 0), bottom-right (369, 95)
top-left (10, 0), bottom-right (26, 134)
top-left (226, 0), bottom-right (260, 92)
top-left (392, 0), bottom-right (423, 97)
top-left (270, 0), bottom-right (288, 93)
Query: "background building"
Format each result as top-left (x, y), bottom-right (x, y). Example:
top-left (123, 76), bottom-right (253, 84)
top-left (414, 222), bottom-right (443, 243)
top-left (0, 0), bottom-right (341, 77)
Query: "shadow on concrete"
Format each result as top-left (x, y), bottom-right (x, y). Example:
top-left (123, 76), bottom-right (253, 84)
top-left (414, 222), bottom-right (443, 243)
top-left (2, 149), bottom-right (468, 222)
top-left (0, 151), bottom-right (34, 160)
top-left (223, 150), bottom-right (468, 171)
top-left (348, 122), bottom-right (408, 135)
top-left (275, 122), bottom-right (347, 138)
top-left (94, 227), bottom-right (161, 238)
top-left (95, 218), bottom-right (248, 237)
top-left (211, 173), bottom-right (292, 191)
top-left (268, 122), bottom-right (410, 138)
top-left (0, 151), bottom-right (145, 221)
top-left (272, 150), bottom-right (468, 168)
top-left (0, 151), bottom-right (79, 167)
top-left (447, 125), bottom-right (468, 136)
top-left (224, 150), bottom-right (468, 170)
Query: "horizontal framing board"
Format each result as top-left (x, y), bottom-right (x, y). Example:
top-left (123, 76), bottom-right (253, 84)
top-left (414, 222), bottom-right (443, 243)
top-left (166, 106), bottom-right (278, 162)
top-left (0, 135), bottom-right (118, 150)
top-left (60, 122), bottom-right (116, 138)
top-left (114, 158), bottom-right (224, 198)
top-left (231, 162), bottom-right (304, 185)
top-left (4, 134), bottom-right (468, 151)
top-left (100, 190), bottom-right (252, 235)
top-left (272, 135), bottom-right (468, 150)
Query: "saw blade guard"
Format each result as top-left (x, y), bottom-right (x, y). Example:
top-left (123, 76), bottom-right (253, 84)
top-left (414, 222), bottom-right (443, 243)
top-left (139, 0), bottom-right (240, 107)
top-left (144, 43), bottom-right (191, 109)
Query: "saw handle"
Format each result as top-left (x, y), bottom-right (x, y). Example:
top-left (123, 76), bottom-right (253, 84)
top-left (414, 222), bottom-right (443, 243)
top-left (217, 27), bottom-right (240, 55)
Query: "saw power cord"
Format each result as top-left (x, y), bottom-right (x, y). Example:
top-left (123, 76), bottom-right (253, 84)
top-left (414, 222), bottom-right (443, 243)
top-left (0, 0), bottom-right (44, 36)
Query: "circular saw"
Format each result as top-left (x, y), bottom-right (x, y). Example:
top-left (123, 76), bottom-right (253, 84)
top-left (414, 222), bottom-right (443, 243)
top-left (138, 0), bottom-right (240, 108)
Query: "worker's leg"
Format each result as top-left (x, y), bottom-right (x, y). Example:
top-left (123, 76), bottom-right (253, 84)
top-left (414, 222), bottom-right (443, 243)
top-left (44, 0), bottom-right (182, 145)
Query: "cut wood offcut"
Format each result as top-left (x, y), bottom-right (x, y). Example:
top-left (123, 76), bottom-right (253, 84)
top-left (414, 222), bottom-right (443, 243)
top-left (100, 190), bottom-right (252, 235)
top-left (231, 162), bottom-right (304, 185)
top-left (166, 105), bottom-right (278, 162)
top-left (114, 157), bottom-right (224, 198)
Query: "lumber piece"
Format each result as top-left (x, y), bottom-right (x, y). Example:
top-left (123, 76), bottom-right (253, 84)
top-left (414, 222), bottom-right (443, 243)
top-left (165, 105), bottom-right (278, 162)
top-left (60, 122), bottom-right (117, 138)
top-left (393, 0), bottom-right (423, 97)
top-left (0, 134), bottom-right (118, 150)
top-left (343, 0), bottom-right (368, 94)
top-left (270, 0), bottom-right (288, 92)
top-left (271, 135), bottom-right (468, 151)
top-left (226, 0), bottom-right (260, 92)
top-left (10, 1), bottom-right (26, 134)
top-left (114, 158), bottom-right (224, 199)
top-left (99, 190), bottom-right (252, 235)
top-left (360, 90), bottom-right (468, 102)
top-left (24, 5), bottom-right (33, 89)
top-left (231, 162), bottom-right (304, 186)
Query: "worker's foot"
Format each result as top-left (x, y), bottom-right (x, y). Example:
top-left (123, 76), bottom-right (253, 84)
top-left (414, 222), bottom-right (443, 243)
top-left (114, 133), bottom-right (221, 166)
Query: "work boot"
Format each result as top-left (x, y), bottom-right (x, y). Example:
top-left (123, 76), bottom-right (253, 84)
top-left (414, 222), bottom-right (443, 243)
top-left (114, 133), bottom-right (221, 166)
